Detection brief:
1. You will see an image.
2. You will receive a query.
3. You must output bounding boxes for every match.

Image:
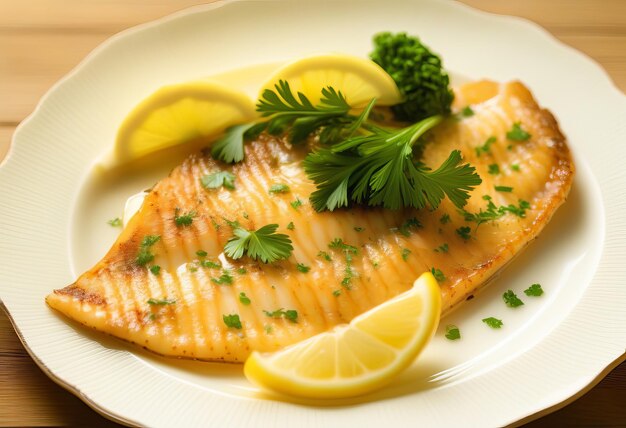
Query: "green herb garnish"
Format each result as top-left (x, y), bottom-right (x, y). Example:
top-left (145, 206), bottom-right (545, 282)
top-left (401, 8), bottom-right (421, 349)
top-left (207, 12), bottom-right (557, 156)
top-left (461, 106), bottom-right (474, 118)
top-left (488, 163), bottom-right (500, 175)
top-left (398, 217), bottom-right (422, 237)
top-left (107, 217), bottom-right (122, 227)
top-left (223, 314), bottom-right (242, 329)
top-left (147, 297), bottom-right (175, 306)
top-left (149, 265), bottom-right (161, 275)
top-left (269, 183), bottom-right (290, 194)
top-left (317, 251), bottom-right (332, 262)
top-left (503, 290), bottom-right (524, 308)
top-left (445, 325), bottom-right (461, 340)
top-left (506, 122), bottom-right (531, 141)
top-left (353, 226), bottom-right (365, 232)
top-left (435, 243), bottom-right (449, 253)
top-left (511, 163), bottom-right (520, 172)
top-left (475, 136), bottom-right (496, 157)
top-left (211, 270), bottom-right (234, 285)
top-left (440, 213), bottom-right (451, 224)
top-left (224, 224), bottom-right (293, 263)
top-left (286, 222), bottom-right (295, 230)
top-left (263, 308), bottom-right (298, 323)
top-left (482, 317), bottom-right (503, 329)
top-left (401, 248), bottom-right (411, 261)
top-left (290, 198), bottom-right (303, 210)
top-left (296, 263), bottom-right (311, 273)
top-left (201, 170), bottom-right (236, 190)
top-left (239, 292), bottom-right (251, 305)
top-left (174, 208), bottom-right (196, 227)
top-left (456, 226), bottom-right (471, 241)
top-left (136, 235), bottom-right (161, 266)
top-left (196, 250), bottom-right (208, 257)
top-left (431, 267), bottom-right (445, 282)
top-left (495, 185), bottom-right (513, 193)
top-left (524, 283), bottom-right (544, 296)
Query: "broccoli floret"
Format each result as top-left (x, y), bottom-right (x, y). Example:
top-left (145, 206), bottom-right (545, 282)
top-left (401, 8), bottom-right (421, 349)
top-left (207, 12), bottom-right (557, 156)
top-left (370, 32), bottom-right (454, 122)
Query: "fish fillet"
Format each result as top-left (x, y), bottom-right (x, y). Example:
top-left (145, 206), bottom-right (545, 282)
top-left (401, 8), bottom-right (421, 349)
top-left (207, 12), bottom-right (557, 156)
top-left (47, 80), bottom-right (574, 362)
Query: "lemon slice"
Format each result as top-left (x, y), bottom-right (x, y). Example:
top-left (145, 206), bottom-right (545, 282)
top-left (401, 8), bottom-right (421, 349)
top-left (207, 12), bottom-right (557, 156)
top-left (111, 80), bottom-right (256, 165)
top-left (244, 272), bottom-right (441, 399)
top-left (258, 54), bottom-right (402, 107)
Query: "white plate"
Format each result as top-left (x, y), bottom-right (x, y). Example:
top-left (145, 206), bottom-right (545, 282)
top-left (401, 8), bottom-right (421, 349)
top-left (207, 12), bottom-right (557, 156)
top-left (1, 0), bottom-right (625, 426)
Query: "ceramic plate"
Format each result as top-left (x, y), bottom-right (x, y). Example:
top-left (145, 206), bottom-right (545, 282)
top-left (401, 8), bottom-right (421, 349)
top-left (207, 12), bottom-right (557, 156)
top-left (1, 0), bottom-right (625, 426)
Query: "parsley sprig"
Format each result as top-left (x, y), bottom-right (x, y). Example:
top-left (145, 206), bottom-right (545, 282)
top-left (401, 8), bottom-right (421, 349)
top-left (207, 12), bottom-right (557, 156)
top-left (304, 116), bottom-right (481, 211)
top-left (224, 224), bottom-right (293, 263)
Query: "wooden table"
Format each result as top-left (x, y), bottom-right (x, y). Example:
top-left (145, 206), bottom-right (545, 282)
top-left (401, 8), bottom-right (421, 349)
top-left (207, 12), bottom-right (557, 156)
top-left (1, 1), bottom-right (624, 426)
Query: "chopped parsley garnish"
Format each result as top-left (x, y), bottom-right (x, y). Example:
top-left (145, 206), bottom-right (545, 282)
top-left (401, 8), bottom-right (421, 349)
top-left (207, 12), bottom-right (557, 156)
top-left (431, 267), bottom-right (445, 282)
top-left (475, 136), bottom-right (496, 157)
top-left (461, 195), bottom-right (531, 226)
top-left (353, 226), bottom-right (365, 232)
top-left (201, 170), bottom-right (236, 190)
top-left (174, 208), bottom-right (196, 227)
top-left (435, 243), bottom-right (449, 253)
top-left (445, 325), bottom-right (461, 340)
top-left (290, 198), bottom-right (303, 210)
top-left (210, 217), bottom-right (221, 230)
top-left (211, 270), bottom-right (234, 285)
top-left (296, 263), bottom-right (311, 273)
top-left (329, 238), bottom-right (358, 254)
top-left (200, 260), bottom-right (221, 269)
top-left (511, 163), bottom-right (521, 172)
top-left (401, 248), bottom-right (411, 261)
top-left (329, 239), bottom-right (358, 288)
top-left (269, 183), bottom-right (290, 194)
top-left (332, 289), bottom-right (342, 297)
top-left (264, 324), bottom-right (274, 334)
top-left (196, 249), bottom-right (208, 257)
top-left (239, 292), bottom-right (251, 305)
top-left (107, 217), bottom-right (122, 227)
top-left (147, 297), bottom-right (175, 306)
top-left (223, 314), bottom-right (242, 329)
top-left (224, 224), bottom-right (293, 263)
top-left (149, 265), bottom-right (161, 275)
top-left (136, 235), bottom-right (161, 266)
top-left (236, 267), bottom-right (247, 275)
top-left (482, 317), bottom-right (503, 329)
top-left (317, 251), bottom-right (332, 262)
top-left (456, 226), bottom-right (471, 241)
top-left (286, 222), bottom-right (295, 230)
top-left (263, 308), bottom-right (298, 323)
top-left (488, 163), bottom-right (500, 175)
top-left (398, 217), bottom-right (422, 237)
top-left (506, 122), bottom-right (531, 141)
top-left (524, 283), bottom-right (544, 296)
top-left (495, 185), bottom-right (513, 193)
top-left (440, 213), bottom-right (451, 224)
top-left (503, 290), bottom-right (524, 308)
top-left (461, 106), bottom-right (474, 117)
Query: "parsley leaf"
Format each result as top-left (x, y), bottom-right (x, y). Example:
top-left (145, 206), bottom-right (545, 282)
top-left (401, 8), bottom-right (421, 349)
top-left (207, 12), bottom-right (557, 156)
top-left (304, 116), bottom-right (482, 211)
top-left (211, 124), bottom-right (256, 164)
top-left (147, 297), bottom-right (175, 306)
top-left (286, 222), bottom-right (295, 230)
top-left (456, 226), bottom-right (471, 241)
top-left (239, 292), bottom-right (251, 305)
top-left (256, 80), bottom-right (351, 144)
top-left (290, 198), bottom-right (303, 210)
top-left (263, 308), bottom-right (298, 323)
top-left (296, 263), bottom-right (310, 273)
top-left (107, 217), bottom-right (122, 227)
top-left (524, 283), bottom-right (544, 296)
top-left (482, 317), bottom-right (503, 329)
top-left (503, 290), bottom-right (524, 308)
top-left (402, 248), bottom-right (411, 261)
top-left (224, 224), bottom-right (293, 263)
top-left (269, 183), bottom-right (290, 194)
top-left (174, 208), bottom-right (196, 227)
top-left (211, 270), bottom-right (234, 285)
top-left (196, 249), bottom-right (208, 257)
top-left (398, 217), bottom-right (422, 237)
top-left (460, 195), bottom-right (530, 226)
top-left (317, 251), bottom-right (332, 261)
top-left (506, 122), bottom-right (531, 141)
top-left (431, 267), bottom-right (445, 282)
top-left (201, 171), bottom-right (236, 190)
top-left (495, 185), bottom-right (513, 193)
top-left (475, 136), bottom-right (496, 157)
top-left (488, 163), bottom-right (500, 175)
top-left (223, 314), bottom-right (242, 329)
top-left (149, 265), bottom-right (161, 275)
top-left (435, 243), bottom-right (449, 253)
top-left (136, 235), bottom-right (160, 266)
top-left (445, 325), bottom-right (461, 340)
top-left (440, 213), bottom-right (451, 224)
top-left (461, 106), bottom-right (474, 117)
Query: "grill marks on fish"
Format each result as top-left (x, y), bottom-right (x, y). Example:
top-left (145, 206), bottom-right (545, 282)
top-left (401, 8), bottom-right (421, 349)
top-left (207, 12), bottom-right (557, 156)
top-left (46, 80), bottom-right (574, 362)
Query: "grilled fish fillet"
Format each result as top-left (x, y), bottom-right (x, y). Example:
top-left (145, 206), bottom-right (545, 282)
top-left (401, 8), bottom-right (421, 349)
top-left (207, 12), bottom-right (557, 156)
top-left (47, 80), bottom-right (574, 362)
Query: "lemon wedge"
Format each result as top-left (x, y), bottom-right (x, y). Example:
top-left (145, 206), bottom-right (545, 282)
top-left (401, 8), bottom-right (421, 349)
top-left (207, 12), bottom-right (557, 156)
top-left (110, 80), bottom-right (256, 165)
top-left (244, 272), bottom-right (441, 399)
top-left (258, 54), bottom-right (403, 107)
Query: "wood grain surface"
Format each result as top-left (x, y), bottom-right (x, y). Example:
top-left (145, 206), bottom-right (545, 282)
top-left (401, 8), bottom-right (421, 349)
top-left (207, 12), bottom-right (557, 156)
top-left (1, 1), bottom-right (625, 427)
